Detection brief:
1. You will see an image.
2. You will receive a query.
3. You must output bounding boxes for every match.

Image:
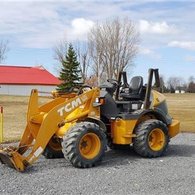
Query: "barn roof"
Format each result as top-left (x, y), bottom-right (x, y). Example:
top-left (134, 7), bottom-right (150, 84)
top-left (0, 65), bottom-right (60, 85)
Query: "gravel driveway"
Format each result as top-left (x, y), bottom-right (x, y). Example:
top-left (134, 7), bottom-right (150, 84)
top-left (0, 133), bottom-right (195, 195)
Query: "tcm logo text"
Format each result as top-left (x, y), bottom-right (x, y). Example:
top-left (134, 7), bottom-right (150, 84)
top-left (57, 98), bottom-right (82, 116)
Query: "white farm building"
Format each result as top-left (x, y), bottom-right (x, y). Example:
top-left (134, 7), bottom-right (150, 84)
top-left (0, 65), bottom-right (60, 96)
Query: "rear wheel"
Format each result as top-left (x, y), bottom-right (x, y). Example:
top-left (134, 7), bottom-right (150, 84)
top-left (62, 122), bottom-right (107, 168)
top-left (42, 137), bottom-right (64, 159)
top-left (133, 119), bottom-right (169, 157)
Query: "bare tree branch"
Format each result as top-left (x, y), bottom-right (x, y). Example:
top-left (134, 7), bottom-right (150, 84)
top-left (53, 40), bottom-right (68, 76)
top-left (75, 41), bottom-right (91, 83)
top-left (0, 40), bottom-right (9, 63)
top-left (53, 40), bottom-right (68, 63)
top-left (54, 40), bottom-right (90, 83)
top-left (88, 17), bottom-right (139, 84)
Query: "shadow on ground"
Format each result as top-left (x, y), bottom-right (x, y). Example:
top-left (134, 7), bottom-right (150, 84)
top-left (7, 143), bottom-right (195, 174)
top-left (168, 144), bottom-right (195, 157)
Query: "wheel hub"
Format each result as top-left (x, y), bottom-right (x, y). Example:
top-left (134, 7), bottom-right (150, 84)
top-left (148, 128), bottom-right (165, 151)
top-left (79, 133), bottom-right (101, 159)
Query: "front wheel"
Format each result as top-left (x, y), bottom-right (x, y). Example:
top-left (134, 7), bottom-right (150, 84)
top-left (133, 119), bottom-right (170, 158)
top-left (42, 137), bottom-right (64, 159)
top-left (62, 122), bottom-right (107, 168)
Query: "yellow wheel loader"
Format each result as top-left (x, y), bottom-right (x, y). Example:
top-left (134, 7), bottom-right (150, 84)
top-left (0, 69), bottom-right (180, 171)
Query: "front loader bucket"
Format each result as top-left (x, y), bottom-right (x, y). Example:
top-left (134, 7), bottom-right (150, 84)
top-left (0, 151), bottom-right (15, 168)
top-left (0, 147), bottom-right (26, 171)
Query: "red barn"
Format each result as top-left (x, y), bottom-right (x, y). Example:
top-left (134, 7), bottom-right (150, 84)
top-left (0, 65), bottom-right (60, 96)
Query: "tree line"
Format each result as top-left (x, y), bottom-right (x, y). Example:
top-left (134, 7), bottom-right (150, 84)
top-left (160, 75), bottom-right (195, 93)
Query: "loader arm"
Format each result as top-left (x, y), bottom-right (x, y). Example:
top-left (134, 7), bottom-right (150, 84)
top-left (0, 88), bottom-right (100, 171)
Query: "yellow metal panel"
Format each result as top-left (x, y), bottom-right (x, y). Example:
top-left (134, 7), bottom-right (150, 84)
top-left (39, 95), bottom-right (72, 112)
top-left (57, 123), bottom-right (73, 137)
top-left (168, 119), bottom-right (180, 138)
top-left (111, 119), bottom-right (137, 144)
top-left (30, 112), bottom-right (46, 124)
top-left (152, 90), bottom-right (166, 107)
top-left (27, 89), bottom-right (39, 121)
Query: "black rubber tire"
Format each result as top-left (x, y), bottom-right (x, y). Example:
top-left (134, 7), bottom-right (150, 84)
top-left (42, 137), bottom-right (64, 159)
top-left (133, 119), bottom-right (170, 158)
top-left (62, 122), bottom-right (107, 168)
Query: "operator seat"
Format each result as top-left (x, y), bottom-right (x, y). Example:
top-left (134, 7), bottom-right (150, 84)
top-left (120, 76), bottom-right (144, 100)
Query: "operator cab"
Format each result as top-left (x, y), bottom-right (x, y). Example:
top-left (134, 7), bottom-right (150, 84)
top-left (120, 76), bottom-right (145, 101)
top-left (99, 72), bottom-right (146, 119)
top-left (99, 69), bottom-right (161, 124)
top-left (115, 73), bottom-right (146, 113)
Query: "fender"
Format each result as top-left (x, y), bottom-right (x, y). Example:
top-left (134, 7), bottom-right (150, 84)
top-left (133, 109), bottom-right (172, 125)
top-left (81, 117), bottom-right (107, 132)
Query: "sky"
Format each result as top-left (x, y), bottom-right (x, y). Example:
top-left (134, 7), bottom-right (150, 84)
top-left (0, 0), bottom-right (195, 84)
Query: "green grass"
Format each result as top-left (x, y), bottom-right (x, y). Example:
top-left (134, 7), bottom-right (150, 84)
top-left (0, 93), bottom-right (194, 142)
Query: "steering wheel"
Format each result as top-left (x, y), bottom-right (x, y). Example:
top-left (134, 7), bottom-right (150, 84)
top-left (107, 79), bottom-right (118, 86)
top-left (77, 85), bottom-right (92, 95)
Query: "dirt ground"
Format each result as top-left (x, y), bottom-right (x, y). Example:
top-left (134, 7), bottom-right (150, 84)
top-left (0, 93), bottom-right (195, 141)
top-left (0, 95), bottom-right (50, 141)
top-left (166, 93), bottom-right (195, 133)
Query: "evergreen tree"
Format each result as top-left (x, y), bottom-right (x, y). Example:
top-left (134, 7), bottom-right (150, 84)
top-left (57, 44), bottom-right (82, 92)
